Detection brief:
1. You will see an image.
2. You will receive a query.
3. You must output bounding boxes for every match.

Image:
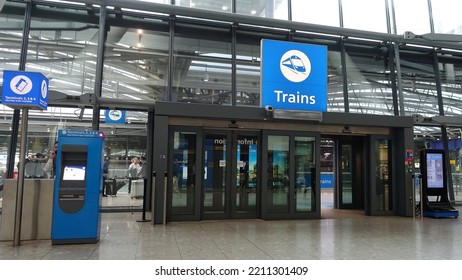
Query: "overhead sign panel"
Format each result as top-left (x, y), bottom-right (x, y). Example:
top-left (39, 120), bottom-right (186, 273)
top-left (261, 39), bottom-right (327, 112)
top-left (1, 70), bottom-right (49, 110)
top-left (105, 109), bottom-right (126, 124)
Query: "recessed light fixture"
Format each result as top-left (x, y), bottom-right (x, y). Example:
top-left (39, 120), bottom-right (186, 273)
top-left (251, 10), bottom-right (256, 15)
top-left (222, 5), bottom-right (228, 11)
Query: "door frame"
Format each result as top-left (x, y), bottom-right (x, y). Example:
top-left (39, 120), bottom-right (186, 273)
top-left (167, 126), bottom-right (203, 222)
top-left (230, 131), bottom-right (261, 219)
top-left (326, 134), bottom-right (396, 216)
top-left (261, 130), bottom-right (321, 220)
top-left (335, 136), bottom-right (366, 210)
top-left (201, 129), bottom-right (261, 220)
top-left (367, 134), bottom-right (395, 216)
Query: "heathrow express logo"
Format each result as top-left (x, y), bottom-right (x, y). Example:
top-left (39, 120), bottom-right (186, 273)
top-left (105, 109), bottom-right (126, 124)
top-left (108, 110), bottom-right (123, 121)
top-left (280, 50), bottom-right (311, 83)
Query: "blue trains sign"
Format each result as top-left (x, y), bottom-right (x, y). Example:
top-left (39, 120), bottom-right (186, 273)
top-left (105, 109), bottom-right (126, 124)
top-left (260, 39), bottom-right (327, 112)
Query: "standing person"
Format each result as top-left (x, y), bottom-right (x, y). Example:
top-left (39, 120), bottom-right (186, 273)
top-left (138, 156), bottom-right (146, 178)
top-left (44, 150), bottom-right (56, 178)
top-left (128, 157), bottom-right (141, 178)
top-left (127, 157), bottom-right (141, 193)
top-left (102, 157), bottom-right (110, 196)
top-left (44, 140), bottom-right (58, 179)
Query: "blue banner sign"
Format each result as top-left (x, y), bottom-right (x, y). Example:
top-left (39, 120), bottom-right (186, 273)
top-left (105, 109), bottom-right (126, 124)
top-left (320, 173), bottom-right (334, 188)
top-left (59, 129), bottom-right (105, 138)
top-left (1, 70), bottom-right (49, 110)
top-left (261, 39), bottom-right (327, 112)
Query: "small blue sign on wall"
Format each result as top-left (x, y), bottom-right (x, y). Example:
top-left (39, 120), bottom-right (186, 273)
top-left (105, 109), bottom-right (126, 124)
top-left (261, 39), bottom-right (327, 112)
top-left (1, 70), bottom-right (49, 110)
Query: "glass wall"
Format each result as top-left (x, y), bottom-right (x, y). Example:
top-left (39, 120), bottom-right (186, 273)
top-left (35, 0), bottom-right (462, 37)
top-left (342, 0), bottom-right (388, 33)
top-left (437, 53), bottom-right (462, 117)
top-left (20, 3), bottom-right (101, 175)
top-left (392, 0), bottom-right (431, 35)
top-left (399, 48), bottom-right (438, 117)
top-left (291, 0), bottom-right (339, 26)
top-left (27, 6), bottom-right (99, 98)
top-left (173, 23), bottom-right (232, 105)
top-left (103, 14), bottom-right (169, 102)
top-left (327, 49), bottom-right (347, 112)
top-left (175, 0), bottom-right (233, 13)
top-left (236, 0), bottom-right (288, 20)
top-left (431, 0), bottom-right (462, 34)
top-left (235, 28), bottom-right (286, 107)
top-left (445, 128), bottom-right (462, 202)
top-left (235, 40), bottom-right (261, 106)
top-left (344, 42), bottom-right (395, 115)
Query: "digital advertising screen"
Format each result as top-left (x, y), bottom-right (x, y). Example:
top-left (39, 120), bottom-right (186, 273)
top-left (426, 153), bottom-right (444, 189)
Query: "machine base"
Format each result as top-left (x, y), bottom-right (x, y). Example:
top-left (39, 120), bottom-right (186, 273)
top-left (423, 210), bottom-right (459, 219)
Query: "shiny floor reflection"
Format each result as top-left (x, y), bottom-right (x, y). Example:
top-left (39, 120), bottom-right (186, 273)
top-left (1, 208), bottom-right (462, 260)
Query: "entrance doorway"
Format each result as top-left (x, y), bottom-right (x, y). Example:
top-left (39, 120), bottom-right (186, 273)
top-left (168, 128), bottom-right (394, 222)
top-left (336, 137), bottom-right (365, 209)
top-left (202, 131), bottom-right (259, 219)
top-left (262, 132), bottom-right (319, 219)
top-left (320, 135), bottom-right (394, 216)
top-left (320, 137), bottom-right (366, 211)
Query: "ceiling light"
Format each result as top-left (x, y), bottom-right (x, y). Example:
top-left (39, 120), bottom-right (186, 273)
top-left (222, 5), bottom-right (228, 11)
top-left (251, 10), bottom-right (256, 15)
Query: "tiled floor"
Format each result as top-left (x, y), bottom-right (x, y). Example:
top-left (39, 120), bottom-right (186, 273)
top-left (1, 207), bottom-right (462, 260)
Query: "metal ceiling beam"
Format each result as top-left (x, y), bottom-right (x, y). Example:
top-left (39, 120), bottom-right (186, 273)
top-left (2, 22), bottom-right (97, 30)
top-left (70, 0), bottom-right (462, 51)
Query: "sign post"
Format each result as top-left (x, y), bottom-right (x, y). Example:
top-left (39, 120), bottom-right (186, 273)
top-left (1, 70), bottom-right (48, 246)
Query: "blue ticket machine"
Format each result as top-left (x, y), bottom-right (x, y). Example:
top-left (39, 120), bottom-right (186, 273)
top-left (51, 130), bottom-right (105, 244)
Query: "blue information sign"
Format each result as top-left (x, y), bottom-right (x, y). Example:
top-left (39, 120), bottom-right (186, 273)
top-left (105, 109), bottom-right (126, 124)
top-left (1, 70), bottom-right (49, 110)
top-left (261, 39), bottom-right (327, 112)
top-left (59, 129), bottom-right (105, 138)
